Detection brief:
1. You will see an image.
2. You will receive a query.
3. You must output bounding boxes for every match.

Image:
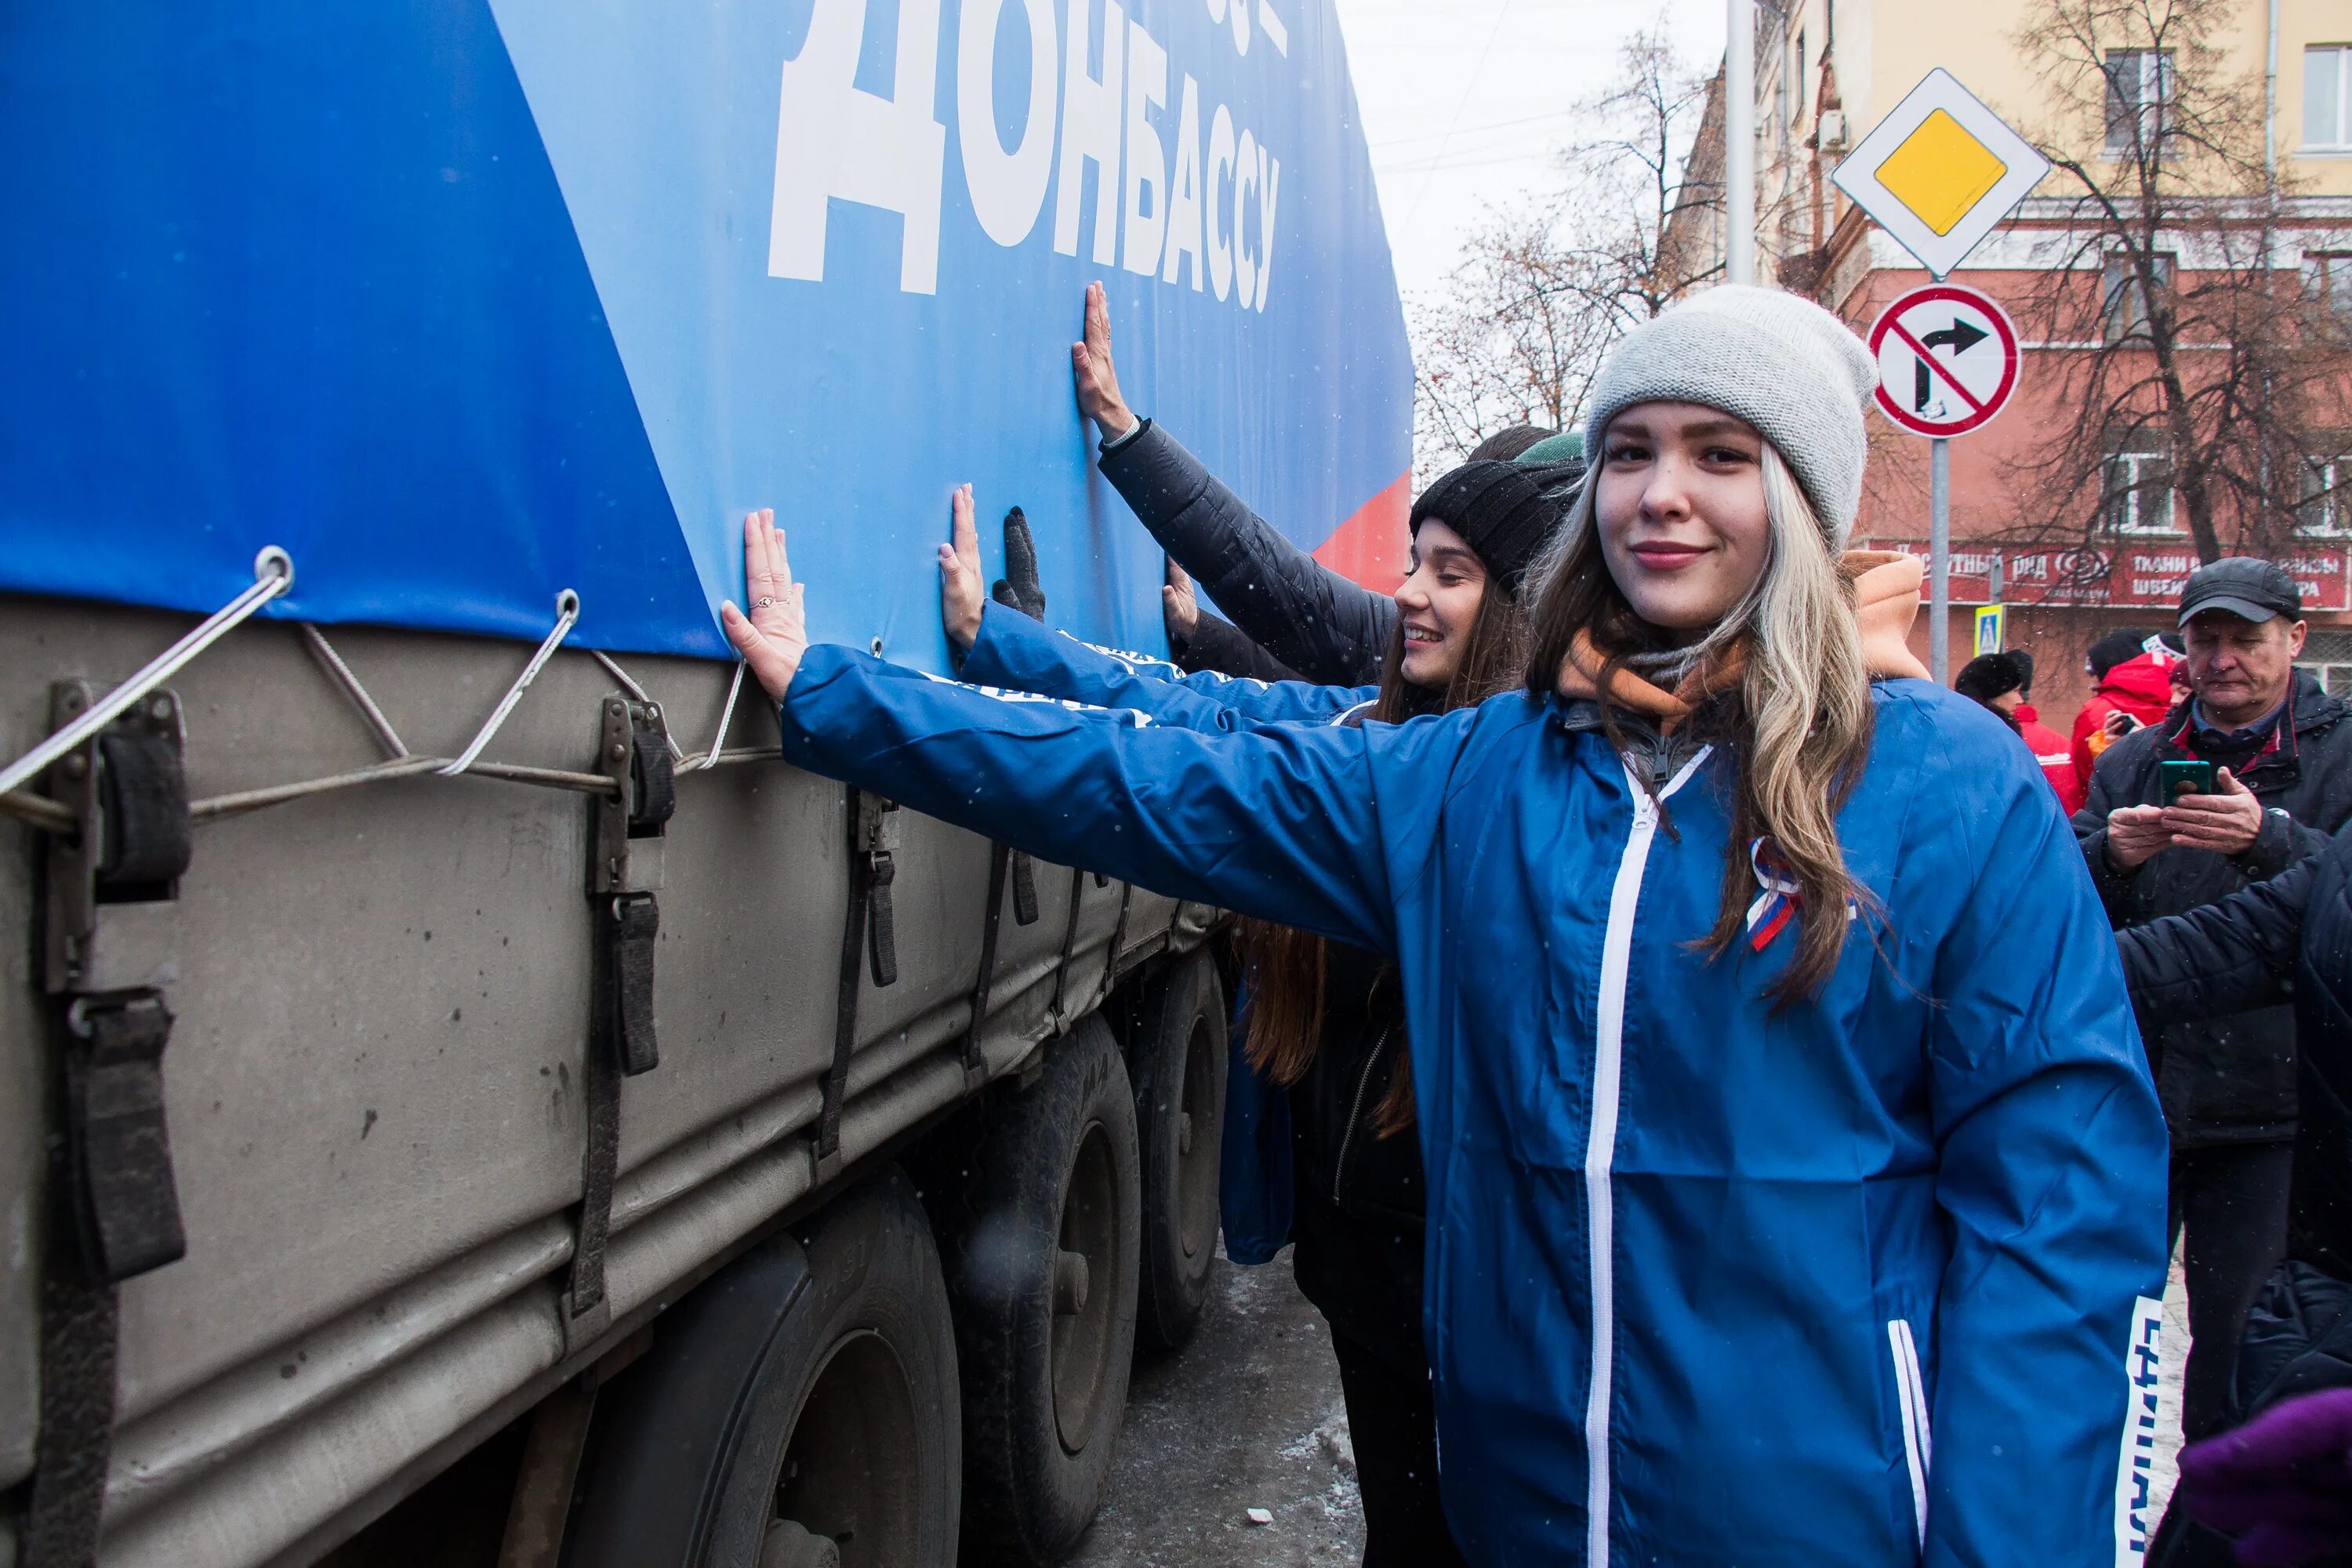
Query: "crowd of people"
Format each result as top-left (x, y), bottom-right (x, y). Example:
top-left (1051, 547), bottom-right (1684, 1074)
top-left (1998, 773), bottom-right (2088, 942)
top-left (1948, 557), bottom-right (2352, 1565)
top-left (717, 281), bottom-right (2352, 1565)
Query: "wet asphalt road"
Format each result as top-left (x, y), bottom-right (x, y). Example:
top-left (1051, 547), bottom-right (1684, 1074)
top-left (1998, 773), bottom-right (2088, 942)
top-left (1069, 1247), bottom-right (1364, 1567)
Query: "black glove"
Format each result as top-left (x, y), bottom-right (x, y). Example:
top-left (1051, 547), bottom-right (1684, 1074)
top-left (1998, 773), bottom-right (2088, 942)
top-left (991, 506), bottom-right (1047, 622)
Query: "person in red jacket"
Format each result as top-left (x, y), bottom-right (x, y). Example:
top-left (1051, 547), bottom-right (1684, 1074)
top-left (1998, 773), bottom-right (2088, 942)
top-left (2073, 629), bottom-right (2180, 803)
top-left (2013, 652), bottom-right (2086, 813)
top-left (1957, 651), bottom-right (2081, 809)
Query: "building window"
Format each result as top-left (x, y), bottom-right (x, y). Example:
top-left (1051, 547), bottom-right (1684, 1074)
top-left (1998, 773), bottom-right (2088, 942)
top-left (2103, 252), bottom-right (2176, 343)
top-left (2299, 630), bottom-right (2352, 699)
top-left (2103, 437), bottom-right (2179, 535)
top-left (2307, 45), bottom-right (2351, 151)
top-left (2314, 253), bottom-right (2352, 323)
top-left (2105, 49), bottom-right (2176, 158)
top-left (2304, 449), bottom-right (2352, 537)
top-left (1795, 31), bottom-right (1807, 125)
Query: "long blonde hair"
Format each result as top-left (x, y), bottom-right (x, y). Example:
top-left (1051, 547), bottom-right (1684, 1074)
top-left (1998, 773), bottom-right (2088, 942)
top-left (1522, 443), bottom-right (1876, 1003)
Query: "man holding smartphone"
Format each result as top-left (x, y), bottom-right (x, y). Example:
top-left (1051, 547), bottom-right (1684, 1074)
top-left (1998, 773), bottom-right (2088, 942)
top-left (2077, 558), bottom-right (2352, 1454)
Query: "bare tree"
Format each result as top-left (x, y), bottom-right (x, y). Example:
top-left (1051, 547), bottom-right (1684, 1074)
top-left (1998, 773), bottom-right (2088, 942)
top-left (1410, 33), bottom-right (1721, 474)
top-left (2006, 0), bottom-right (2351, 564)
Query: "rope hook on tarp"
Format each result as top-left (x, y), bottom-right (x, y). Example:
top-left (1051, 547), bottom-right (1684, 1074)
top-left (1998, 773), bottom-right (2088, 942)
top-left (0, 547), bottom-right (293, 798)
top-left (437, 590), bottom-right (580, 777)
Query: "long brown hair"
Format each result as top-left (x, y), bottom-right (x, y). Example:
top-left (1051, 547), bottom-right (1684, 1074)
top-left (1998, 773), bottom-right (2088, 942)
top-left (1239, 575), bottom-right (1532, 1132)
top-left (1521, 445), bottom-right (1876, 1004)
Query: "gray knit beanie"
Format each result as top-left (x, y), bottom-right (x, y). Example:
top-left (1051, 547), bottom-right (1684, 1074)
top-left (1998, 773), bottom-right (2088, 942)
top-left (1581, 285), bottom-right (1877, 548)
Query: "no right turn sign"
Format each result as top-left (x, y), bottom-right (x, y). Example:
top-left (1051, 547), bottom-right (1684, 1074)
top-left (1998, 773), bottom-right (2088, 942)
top-left (1867, 284), bottom-right (2021, 438)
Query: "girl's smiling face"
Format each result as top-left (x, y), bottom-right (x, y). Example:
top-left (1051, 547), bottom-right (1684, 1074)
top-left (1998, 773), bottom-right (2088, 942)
top-left (1595, 401), bottom-right (1774, 637)
top-left (1392, 518), bottom-right (1487, 688)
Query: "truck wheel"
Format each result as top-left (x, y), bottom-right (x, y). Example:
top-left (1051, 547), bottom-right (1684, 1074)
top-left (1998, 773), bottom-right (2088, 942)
top-left (564, 1168), bottom-right (959, 1568)
top-left (946, 1017), bottom-right (1140, 1566)
top-left (1127, 952), bottom-right (1226, 1352)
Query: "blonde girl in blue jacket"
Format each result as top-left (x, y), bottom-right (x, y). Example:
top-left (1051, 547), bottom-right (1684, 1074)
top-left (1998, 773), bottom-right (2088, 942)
top-left (720, 286), bottom-right (2169, 1566)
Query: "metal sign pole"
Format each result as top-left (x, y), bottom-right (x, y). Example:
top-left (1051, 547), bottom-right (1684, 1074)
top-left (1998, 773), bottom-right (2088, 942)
top-left (1930, 437), bottom-right (1951, 683)
top-left (1725, 0), bottom-right (1755, 285)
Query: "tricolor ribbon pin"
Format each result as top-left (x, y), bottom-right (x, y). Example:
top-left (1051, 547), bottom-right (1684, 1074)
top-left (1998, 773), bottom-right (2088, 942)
top-left (1745, 837), bottom-right (1859, 953)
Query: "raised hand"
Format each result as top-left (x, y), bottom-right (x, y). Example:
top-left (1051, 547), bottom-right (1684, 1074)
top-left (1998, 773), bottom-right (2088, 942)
top-left (992, 506), bottom-right (1046, 621)
top-left (1071, 280), bottom-right (1136, 442)
top-left (938, 485), bottom-right (988, 653)
top-left (720, 508), bottom-right (808, 701)
top-left (1162, 557), bottom-right (1199, 641)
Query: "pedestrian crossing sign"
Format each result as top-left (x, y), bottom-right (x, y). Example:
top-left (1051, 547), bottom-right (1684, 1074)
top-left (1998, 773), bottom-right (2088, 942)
top-left (1974, 604), bottom-right (2005, 656)
top-left (1832, 69), bottom-right (2052, 278)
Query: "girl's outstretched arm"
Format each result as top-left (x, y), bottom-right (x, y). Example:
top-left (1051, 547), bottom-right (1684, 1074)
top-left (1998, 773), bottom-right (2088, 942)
top-left (938, 486), bottom-right (1371, 729)
top-left (729, 508), bottom-right (1415, 954)
top-left (962, 601), bottom-right (1374, 731)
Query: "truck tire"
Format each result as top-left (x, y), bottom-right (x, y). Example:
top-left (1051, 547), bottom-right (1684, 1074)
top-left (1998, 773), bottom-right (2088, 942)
top-left (564, 1168), bottom-right (959, 1568)
top-left (945, 1017), bottom-right (1141, 1566)
top-left (1127, 951), bottom-right (1226, 1352)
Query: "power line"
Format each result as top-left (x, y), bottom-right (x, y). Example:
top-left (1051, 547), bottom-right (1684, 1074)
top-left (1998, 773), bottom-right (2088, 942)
top-left (1399, 0), bottom-right (1518, 233)
top-left (1369, 107), bottom-right (1580, 149)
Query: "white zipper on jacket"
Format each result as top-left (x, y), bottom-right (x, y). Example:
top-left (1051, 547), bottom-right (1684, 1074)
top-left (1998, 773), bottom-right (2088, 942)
top-left (1889, 1318), bottom-right (1933, 1547)
top-left (1584, 747), bottom-right (1712, 1568)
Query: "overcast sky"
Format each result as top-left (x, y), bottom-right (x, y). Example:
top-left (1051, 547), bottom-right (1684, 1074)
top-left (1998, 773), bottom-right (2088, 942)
top-left (1330, 0), bottom-right (1727, 306)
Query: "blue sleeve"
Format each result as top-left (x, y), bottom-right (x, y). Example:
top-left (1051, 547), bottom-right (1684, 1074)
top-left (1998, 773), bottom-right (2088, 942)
top-left (777, 644), bottom-right (1409, 954)
top-left (1918, 740), bottom-right (2171, 1567)
top-left (960, 601), bottom-right (1376, 731)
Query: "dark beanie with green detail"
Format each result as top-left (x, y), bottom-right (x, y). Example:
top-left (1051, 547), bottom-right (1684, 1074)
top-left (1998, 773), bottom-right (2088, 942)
top-left (1410, 460), bottom-right (1567, 595)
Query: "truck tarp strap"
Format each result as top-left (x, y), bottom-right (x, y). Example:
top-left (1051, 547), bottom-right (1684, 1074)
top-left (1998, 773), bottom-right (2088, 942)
top-left (26, 991), bottom-right (185, 1568)
top-left (866, 848), bottom-right (898, 989)
top-left (24, 1263), bottom-right (115, 1568)
top-left (1049, 866), bottom-right (1089, 1026)
top-left (95, 732), bottom-right (190, 888)
top-left (818, 787), bottom-right (892, 1174)
top-left (599, 893), bottom-right (660, 1078)
top-left (1105, 883), bottom-right (1136, 985)
top-left (566, 696), bottom-right (671, 1353)
top-left (627, 724), bottom-right (675, 829)
top-left (562, 1019), bottom-right (621, 1351)
top-left (1010, 851), bottom-right (1040, 926)
top-left (62, 993), bottom-right (186, 1282)
top-left (962, 845), bottom-right (1014, 1087)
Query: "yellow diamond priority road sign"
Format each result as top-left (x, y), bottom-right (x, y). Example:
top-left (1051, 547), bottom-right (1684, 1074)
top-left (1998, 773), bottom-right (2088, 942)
top-left (1833, 69), bottom-right (2051, 278)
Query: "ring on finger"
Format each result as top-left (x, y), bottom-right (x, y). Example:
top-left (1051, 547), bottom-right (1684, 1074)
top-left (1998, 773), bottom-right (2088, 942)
top-left (757, 596), bottom-right (775, 608)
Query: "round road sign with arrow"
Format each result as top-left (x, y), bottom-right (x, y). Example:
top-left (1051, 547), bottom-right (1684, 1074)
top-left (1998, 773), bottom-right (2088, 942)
top-left (1867, 283), bottom-right (2021, 438)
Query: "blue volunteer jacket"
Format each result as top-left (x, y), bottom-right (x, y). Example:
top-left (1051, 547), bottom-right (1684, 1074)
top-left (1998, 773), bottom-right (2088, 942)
top-left (960, 601), bottom-right (1375, 729)
top-left (777, 642), bottom-right (2169, 1566)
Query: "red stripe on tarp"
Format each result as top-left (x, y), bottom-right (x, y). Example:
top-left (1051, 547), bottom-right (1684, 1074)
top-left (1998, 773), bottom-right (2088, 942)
top-left (1312, 470), bottom-right (1414, 595)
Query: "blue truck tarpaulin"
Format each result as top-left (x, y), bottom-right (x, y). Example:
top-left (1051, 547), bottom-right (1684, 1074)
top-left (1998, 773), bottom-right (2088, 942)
top-left (0, 0), bottom-right (1412, 668)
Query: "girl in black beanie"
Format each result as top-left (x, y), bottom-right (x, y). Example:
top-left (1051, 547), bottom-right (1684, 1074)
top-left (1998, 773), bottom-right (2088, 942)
top-left (934, 461), bottom-right (1565, 1568)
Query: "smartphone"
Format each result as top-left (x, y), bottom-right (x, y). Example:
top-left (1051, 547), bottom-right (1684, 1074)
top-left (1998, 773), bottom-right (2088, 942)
top-left (2161, 759), bottom-right (2216, 800)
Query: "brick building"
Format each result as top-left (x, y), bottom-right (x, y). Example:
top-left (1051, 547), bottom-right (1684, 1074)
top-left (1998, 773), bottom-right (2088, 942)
top-left (1675, 1), bottom-right (2352, 723)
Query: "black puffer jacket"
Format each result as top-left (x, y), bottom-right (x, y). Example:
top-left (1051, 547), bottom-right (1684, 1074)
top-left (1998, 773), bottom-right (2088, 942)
top-left (2114, 818), bottom-right (2352, 1278)
top-left (1098, 419), bottom-right (1396, 686)
top-left (1283, 942), bottom-right (1425, 1374)
top-left (2075, 671), bottom-right (2352, 1145)
top-left (1169, 608), bottom-right (1305, 683)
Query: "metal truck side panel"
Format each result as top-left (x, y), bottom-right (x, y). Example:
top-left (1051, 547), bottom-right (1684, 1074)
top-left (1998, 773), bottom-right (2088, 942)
top-left (0, 602), bottom-right (1187, 1565)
